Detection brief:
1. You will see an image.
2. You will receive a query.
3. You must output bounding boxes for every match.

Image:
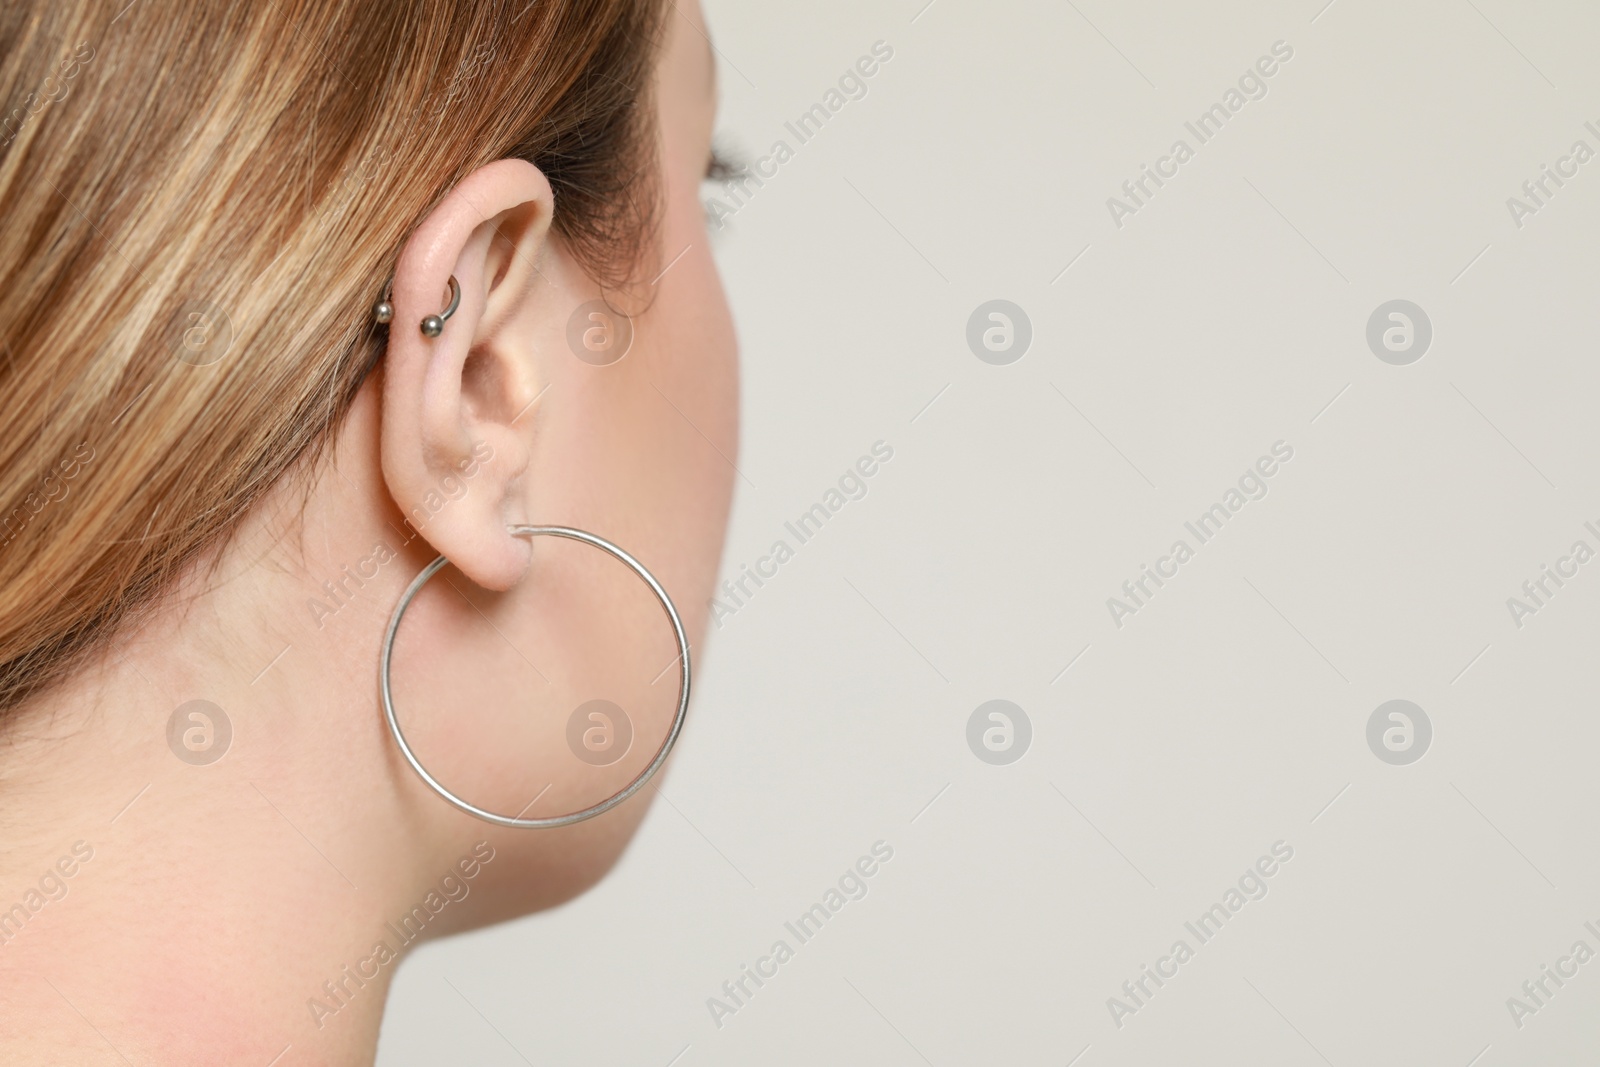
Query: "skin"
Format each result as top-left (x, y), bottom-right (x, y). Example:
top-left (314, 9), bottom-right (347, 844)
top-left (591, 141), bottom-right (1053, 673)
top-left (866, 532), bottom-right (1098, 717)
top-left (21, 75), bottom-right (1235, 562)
top-left (0, 3), bottom-right (735, 1064)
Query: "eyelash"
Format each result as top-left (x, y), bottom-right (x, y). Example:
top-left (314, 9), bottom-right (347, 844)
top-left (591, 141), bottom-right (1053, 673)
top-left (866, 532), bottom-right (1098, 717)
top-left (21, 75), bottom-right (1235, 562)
top-left (703, 144), bottom-right (743, 183)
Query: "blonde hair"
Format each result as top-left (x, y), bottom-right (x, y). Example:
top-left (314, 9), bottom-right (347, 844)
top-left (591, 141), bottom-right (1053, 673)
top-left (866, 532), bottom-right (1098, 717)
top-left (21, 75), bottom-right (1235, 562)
top-left (0, 0), bottom-right (665, 711)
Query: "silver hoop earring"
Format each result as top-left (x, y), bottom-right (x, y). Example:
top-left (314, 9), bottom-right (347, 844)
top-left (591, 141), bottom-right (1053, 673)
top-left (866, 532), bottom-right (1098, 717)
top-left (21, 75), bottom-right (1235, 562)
top-left (372, 275), bottom-right (461, 338)
top-left (379, 525), bottom-right (691, 829)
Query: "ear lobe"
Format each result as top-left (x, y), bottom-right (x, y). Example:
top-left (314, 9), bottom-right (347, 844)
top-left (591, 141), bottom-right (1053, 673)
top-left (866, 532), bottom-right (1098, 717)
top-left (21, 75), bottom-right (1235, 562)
top-left (378, 159), bottom-right (556, 591)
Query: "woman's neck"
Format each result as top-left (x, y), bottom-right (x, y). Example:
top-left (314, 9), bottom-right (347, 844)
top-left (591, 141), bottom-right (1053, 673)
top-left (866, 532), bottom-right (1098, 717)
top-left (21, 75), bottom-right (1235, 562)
top-left (0, 421), bottom-right (448, 1065)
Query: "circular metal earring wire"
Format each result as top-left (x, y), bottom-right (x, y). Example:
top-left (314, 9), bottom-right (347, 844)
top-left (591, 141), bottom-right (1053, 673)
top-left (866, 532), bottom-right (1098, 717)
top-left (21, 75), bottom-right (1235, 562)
top-left (419, 275), bottom-right (461, 338)
top-left (379, 525), bottom-right (691, 829)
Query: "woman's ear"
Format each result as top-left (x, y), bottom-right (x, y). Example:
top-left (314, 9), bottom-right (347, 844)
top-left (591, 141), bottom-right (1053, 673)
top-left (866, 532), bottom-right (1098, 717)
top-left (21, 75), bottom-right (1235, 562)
top-left (379, 159), bottom-right (556, 590)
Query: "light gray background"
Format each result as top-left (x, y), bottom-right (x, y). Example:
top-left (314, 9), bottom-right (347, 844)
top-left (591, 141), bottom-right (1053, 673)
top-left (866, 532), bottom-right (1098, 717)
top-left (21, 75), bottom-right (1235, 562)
top-left (379, 1), bottom-right (1600, 1063)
